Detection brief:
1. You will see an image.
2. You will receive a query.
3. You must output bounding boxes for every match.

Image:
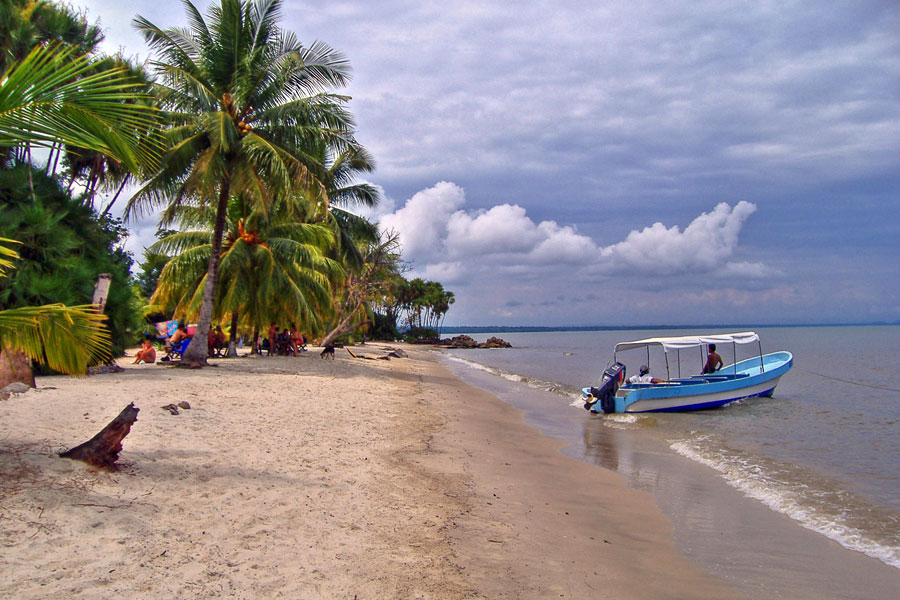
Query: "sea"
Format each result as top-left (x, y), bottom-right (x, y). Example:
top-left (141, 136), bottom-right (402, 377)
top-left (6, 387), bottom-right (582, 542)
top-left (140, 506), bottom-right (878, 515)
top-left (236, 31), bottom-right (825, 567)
top-left (437, 325), bottom-right (900, 592)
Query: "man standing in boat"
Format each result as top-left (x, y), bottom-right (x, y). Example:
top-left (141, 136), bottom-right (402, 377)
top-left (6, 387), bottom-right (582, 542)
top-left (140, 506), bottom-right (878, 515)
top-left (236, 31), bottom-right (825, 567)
top-left (702, 343), bottom-right (724, 374)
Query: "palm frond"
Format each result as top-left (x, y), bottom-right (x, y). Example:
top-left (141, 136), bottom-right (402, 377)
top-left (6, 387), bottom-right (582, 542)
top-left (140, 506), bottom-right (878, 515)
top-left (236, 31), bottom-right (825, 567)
top-left (0, 304), bottom-right (112, 376)
top-left (0, 237), bottom-right (21, 277)
top-left (0, 44), bottom-right (164, 173)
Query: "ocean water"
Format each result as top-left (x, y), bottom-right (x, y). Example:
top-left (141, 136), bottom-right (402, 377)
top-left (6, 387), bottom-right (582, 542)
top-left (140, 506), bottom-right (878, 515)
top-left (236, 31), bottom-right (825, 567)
top-left (439, 326), bottom-right (900, 572)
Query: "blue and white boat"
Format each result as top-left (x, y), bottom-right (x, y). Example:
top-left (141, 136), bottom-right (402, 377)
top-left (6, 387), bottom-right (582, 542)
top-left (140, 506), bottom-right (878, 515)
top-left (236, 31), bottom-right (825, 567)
top-left (582, 332), bottom-right (793, 414)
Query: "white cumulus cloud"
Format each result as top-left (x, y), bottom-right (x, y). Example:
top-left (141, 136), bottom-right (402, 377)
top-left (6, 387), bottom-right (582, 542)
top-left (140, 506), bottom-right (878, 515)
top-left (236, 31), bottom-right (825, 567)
top-left (376, 183), bottom-right (766, 283)
top-left (601, 201), bottom-right (758, 274)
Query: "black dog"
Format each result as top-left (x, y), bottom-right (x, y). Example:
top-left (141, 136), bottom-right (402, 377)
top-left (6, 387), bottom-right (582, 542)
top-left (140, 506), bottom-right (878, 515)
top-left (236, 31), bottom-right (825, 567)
top-left (320, 345), bottom-right (335, 359)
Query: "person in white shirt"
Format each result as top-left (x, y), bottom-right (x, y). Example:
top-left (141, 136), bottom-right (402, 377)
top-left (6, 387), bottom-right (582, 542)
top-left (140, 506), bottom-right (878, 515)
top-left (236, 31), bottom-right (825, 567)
top-left (628, 365), bottom-right (665, 384)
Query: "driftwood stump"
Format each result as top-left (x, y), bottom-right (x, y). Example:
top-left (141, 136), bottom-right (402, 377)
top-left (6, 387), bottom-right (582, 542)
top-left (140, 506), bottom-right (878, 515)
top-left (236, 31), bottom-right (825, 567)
top-left (59, 403), bottom-right (139, 470)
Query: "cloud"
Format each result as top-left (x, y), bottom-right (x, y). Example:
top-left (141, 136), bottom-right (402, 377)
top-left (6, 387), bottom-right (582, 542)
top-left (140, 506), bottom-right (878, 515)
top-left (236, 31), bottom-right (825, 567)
top-left (601, 201), bottom-right (758, 275)
top-left (70, 0), bottom-right (900, 324)
top-left (377, 182), bottom-right (766, 286)
top-left (378, 181), bottom-right (464, 262)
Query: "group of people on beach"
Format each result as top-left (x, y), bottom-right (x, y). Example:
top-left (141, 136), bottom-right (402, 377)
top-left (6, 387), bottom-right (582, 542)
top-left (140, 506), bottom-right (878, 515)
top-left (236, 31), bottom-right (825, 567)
top-left (627, 343), bottom-right (723, 384)
top-left (132, 321), bottom-right (229, 364)
top-left (132, 319), bottom-right (311, 364)
top-left (260, 323), bottom-right (307, 356)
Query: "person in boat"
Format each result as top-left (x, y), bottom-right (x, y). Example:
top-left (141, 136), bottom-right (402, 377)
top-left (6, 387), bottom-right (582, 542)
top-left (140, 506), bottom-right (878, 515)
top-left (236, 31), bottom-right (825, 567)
top-left (628, 365), bottom-right (665, 384)
top-left (702, 343), bottom-right (724, 374)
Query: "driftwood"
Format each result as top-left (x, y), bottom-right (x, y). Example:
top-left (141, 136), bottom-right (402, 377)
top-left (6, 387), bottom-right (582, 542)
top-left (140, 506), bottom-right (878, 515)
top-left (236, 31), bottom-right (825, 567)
top-left (59, 403), bottom-right (139, 470)
top-left (346, 348), bottom-right (408, 361)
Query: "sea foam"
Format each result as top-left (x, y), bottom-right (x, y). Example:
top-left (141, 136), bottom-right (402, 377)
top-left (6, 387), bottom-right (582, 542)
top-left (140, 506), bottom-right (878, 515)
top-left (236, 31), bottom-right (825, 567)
top-left (670, 437), bottom-right (900, 569)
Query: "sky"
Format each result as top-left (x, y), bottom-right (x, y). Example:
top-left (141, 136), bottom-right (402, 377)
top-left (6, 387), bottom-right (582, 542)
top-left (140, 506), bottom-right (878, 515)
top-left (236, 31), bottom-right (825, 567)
top-left (73, 0), bottom-right (899, 327)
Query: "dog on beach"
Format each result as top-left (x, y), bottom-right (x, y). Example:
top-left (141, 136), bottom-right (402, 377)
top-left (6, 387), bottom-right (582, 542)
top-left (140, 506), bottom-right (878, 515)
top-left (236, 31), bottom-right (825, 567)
top-left (320, 345), bottom-right (335, 359)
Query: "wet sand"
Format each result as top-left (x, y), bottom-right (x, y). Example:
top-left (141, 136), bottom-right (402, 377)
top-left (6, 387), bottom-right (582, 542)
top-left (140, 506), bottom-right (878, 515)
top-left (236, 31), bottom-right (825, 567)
top-left (443, 354), bottom-right (900, 599)
top-left (1, 344), bottom-right (739, 598)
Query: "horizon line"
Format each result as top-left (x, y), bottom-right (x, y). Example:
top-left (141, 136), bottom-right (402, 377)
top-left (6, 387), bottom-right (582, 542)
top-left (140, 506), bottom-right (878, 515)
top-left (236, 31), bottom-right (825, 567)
top-left (440, 321), bottom-right (900, 332)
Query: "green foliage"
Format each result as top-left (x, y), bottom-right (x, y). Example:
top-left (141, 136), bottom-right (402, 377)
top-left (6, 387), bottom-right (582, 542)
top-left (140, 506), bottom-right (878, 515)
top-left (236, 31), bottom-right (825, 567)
top-left (369, 311), bottom-right (400, 341)
top-left (0, 43), bottom-right (163, 173)
top-left (0, 165), bottom-right (142, 354)
top-left (403, 326), bottom-right (439, 344)
top-left (129, 0), bottom-right (359, 364)
top-left (135, 228), bottom-right (176, 299)
top-left (150, 194), bottom-right (339, 336)
top-left (397, 278), bottom-right (455, 334)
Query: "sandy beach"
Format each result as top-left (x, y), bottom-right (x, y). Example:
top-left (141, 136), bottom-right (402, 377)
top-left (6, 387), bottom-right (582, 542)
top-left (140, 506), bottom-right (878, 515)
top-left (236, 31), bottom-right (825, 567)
top-left (1, 343), bottom-right (740, 599)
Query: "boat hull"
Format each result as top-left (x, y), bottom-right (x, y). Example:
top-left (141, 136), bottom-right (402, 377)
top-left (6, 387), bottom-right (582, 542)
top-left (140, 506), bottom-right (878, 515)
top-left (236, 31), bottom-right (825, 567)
top-left (585, 351), bottom-right (793, 414)
top-left (622, 376), bottom-right (781, 413)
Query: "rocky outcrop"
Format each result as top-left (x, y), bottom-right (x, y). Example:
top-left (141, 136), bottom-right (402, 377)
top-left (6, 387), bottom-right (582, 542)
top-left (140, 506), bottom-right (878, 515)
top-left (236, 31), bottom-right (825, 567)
top-left (439, 335), bottom-right (511, 349)
top-left (480, 337), bottom-right (512, 348)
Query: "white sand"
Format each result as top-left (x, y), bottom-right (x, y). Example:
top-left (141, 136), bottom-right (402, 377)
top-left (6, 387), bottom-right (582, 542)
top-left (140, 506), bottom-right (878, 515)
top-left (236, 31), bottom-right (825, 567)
top-left (0, 344), bottom-right (738, 598)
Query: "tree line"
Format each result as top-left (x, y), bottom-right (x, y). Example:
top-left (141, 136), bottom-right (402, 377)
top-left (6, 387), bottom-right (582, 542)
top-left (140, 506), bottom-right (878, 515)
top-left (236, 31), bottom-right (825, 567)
top-left (0, 0), bottom-right (453, 384)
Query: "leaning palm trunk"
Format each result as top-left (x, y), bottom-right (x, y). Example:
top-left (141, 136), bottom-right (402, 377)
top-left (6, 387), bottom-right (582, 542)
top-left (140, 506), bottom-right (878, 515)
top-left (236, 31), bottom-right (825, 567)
top-left (181, 183), bottom-right (230, 366)
top-left (320, 313), bottom-right (370, 348)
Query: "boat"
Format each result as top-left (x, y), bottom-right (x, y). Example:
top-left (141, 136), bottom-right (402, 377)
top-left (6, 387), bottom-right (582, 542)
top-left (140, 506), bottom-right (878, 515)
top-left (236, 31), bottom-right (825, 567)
top-left (582, 331), bottom-right (793, 414)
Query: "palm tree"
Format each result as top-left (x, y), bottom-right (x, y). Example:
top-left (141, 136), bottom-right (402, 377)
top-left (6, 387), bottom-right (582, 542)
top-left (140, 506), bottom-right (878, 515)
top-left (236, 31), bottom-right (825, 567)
top-left (320, 230), bottom-right (403, 347)
top-left (128, 0), bottom-right (359, 366)
top-left (0, 0), bottom-right (103, 74)
top-left (148, 193), bottom-right (340, 352)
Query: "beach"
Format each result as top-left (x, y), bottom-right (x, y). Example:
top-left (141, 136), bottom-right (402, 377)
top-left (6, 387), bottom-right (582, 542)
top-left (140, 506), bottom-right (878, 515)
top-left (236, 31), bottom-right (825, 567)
top-left (1, 343), bottom-right (739, 599)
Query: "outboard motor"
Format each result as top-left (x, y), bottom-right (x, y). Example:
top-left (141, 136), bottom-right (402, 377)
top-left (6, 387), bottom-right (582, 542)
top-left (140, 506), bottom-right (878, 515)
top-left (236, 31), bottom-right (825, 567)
top-left (584, 362), bottom-right (626, 414)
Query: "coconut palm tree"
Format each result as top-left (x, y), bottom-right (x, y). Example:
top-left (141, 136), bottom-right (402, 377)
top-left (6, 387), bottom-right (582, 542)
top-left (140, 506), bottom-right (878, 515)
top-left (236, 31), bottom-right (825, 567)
top-left (128, 0), bottom-right (358, 366)
top-left (0, 0), bottom-right (103, 74)
top-left (148, 193), bottom-right (341, 352)
top-left (319, 230), bottom-right (404, 347)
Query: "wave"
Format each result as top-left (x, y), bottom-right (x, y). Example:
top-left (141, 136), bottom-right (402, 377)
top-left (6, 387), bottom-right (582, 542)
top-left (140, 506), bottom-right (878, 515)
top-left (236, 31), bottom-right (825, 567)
top-left (443, 353), bottom-right (582, 401)
top-left (670, 435), bottom-right (900, 569)
top-left (439, 348), bottom-right (900, 570)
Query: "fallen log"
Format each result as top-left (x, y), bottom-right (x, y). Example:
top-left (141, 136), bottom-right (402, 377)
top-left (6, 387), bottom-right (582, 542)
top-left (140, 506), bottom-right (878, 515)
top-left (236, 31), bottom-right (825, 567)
top-left (59, 403), bottom-right (139, 470)
top-left (346, 347), bottom-right (409, 361)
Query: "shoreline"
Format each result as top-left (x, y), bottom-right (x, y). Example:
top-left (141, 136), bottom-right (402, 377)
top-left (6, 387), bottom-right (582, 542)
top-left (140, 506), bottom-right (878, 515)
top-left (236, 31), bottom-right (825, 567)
top-left (0, 344), bottom-right (738, 597)
top-left (439, 348), bottom-right (900, 599)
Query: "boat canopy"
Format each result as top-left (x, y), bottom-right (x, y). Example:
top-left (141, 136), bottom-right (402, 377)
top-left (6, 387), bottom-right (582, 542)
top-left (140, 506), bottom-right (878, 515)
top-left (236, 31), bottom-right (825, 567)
top-left (614, 331), bottom-right (760, 353)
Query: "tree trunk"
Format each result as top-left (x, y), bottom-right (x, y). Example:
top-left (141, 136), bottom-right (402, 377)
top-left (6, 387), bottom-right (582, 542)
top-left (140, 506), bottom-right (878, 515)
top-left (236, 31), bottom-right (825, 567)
top-left (320, 313), bottom-right (369, 348)
top-left (59, 403), bottom-right (139, 470)
top-left (100, 174), bottom-right (130, 218)
top-left (250, 327), bottom-right (260, 355)
top-left (25, 145), bottom-right (35, 203)
top-left (226, 311), bottom-right (239, 358)
top-left (92, 273), bottom-right (112, 313)
top-left (181, 179), bottom-right (231, 367)
top-left (0, 349), bottom-right (36, 389)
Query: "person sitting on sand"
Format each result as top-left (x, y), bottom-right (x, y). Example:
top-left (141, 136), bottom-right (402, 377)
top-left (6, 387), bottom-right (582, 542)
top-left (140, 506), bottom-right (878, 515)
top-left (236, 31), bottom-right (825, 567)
top-left (702, 343), bottom-right (724, 374)
top-left (628, 365), bottom-right (665, 384)
top-left (277, 328), bottom-right (292, 355)
top-left (208, 325), bottom-right (226, 356)
top-left (289, 324), bottom-right (305, 356)
top-left (165, 323), bottom-right (188, 356)
top-left (267, 323), bottom-right (278, 356)
top-left (133, 339), bottom-right (156, 364)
